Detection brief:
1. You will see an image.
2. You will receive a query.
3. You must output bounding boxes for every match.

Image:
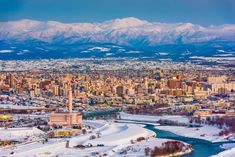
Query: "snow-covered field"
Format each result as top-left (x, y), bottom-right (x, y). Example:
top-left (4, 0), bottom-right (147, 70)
top-left (120, 112), bottom-right (189, 124)
top-left (221, 143), bottom-right (235, 150)
top-left (212, 147), bottom-right (235, 157)
top-left (70, 120), bottom-right (155, 147)
top-left (156, 125), bottom-right (228, 143)
top-left (0, 121), bottom-right (156, 156)
top-left (0, 120), bottom-right (192, 157)
top-left (0, 140), bottom-right (67, 157)
top-left (120, 112), bottom-right (234, 143)
top-left (0, 104), bottom-right (43, 109)
top-left (115, 119), bottom-right (160, 126)
top-left (113, 138), bottom-right (192, 157)
top-left (0, 127), bottom-right (45, 141)
top-left (211, 143), bottom-right (235, 157)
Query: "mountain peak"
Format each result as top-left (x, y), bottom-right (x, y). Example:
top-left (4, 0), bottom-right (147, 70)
top-left (175, 23), bottom-right (199, 32)
top-left (114, 17), bottom-right (146, 23)
top-left (103, 17), bottom-right (148, 29)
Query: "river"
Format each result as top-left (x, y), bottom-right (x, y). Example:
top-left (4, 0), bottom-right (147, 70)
top-left (145, 124), bottom-right (231, 157)
top-left (87, 112), bottom-right (231, 157)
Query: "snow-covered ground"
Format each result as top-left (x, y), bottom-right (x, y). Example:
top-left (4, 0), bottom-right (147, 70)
top-left (0, 139), bottom-right (66, 157)
top-left (112, 138), bottom-right (192, 157)
top-left (156, 125), bottom-right (229, 143)
top-left (211, 143), bottom-right (235, 157)
top-left (120, 112), bottom-right (189, 124)
top-left (221, 143), bottom-right (235, 150)
top-left (0, 121), bottom-right (155, 157)
top-left (0, 104), bottom-right (43, 109)
top-left (212, 146), bottom-right (235, 157)
top-left (115, 119), bottom-right (160, 126)
top-left (0, 120), bottom-right (192, 157)
top-left (0, 127), bottom-right (45, 141)
top-left (70, 120), bottom-right (155, 147)
top-left (0, 50), bottom-right (13, 53)
top-left (120, 112), bottom-right (234, 143)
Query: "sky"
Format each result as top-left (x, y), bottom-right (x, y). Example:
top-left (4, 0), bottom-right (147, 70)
top-left (0, 0), bottom-right (235, 25)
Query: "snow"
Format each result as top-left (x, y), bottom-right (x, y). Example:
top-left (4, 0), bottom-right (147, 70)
top-left (0, 50), bottom-right (13, 53)
top-left (70, 121), bottom-right (155, 147)
top-left (88, 47), bottom-right (110, 52)
top-left (87, 124), bottom-right (153, 146)
top-left (212, 147), bottom-right (235, 157)
top-left (190, 56), bottom-right (235, 61)
top-left (68, 121), bottom-right (192, 157)
top-left (113, 138), bottom-right (192, 157)
top-left (0, 120), bottom-right (194, 157)
top-left (120, 112), bottom-right (189, 124)
top-left (159, 52), bottom-right (169, 55)
top-left (0, 121), bottom-right (154, 156)
top-left (101, 17), bottom-right (149, 29)
top-left (220, 143), bottom-right (235, 150)
top-left (156, 125), bottom-right (227, 143)
top-left (0, 127), bottom-right (45, 141)
top-left (214, 54), bottom-right (233, 57)
top-left (0, 104), bottom-right (43, 109)
top-left (105, 53), bottom-right (114, 56)
top-left (0, 139), bottom-right (64, 156)
top-left (125, 50), bottom-right (142, 54)
top-left (120, 112), bottom-right (234, 143)
top-left (83, 120), bottom-right (106, 128)
top-left (217, 49), bottom-right (226, 53)
top-left (7, 140), bottom-right (67, 157)
top-left (115, 119), bottom-right (160, 126)
top-left (1, 17), bottom-right (235, 46)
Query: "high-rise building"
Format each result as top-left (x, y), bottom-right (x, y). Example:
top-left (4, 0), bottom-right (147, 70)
top-left (116, 85), bottom-right (124, 97)
top-left (167, 77), bottom-right (182, 89)
top-left (207, 76), bottom-right (227, 84)
top-left (9, 74), bottom-right (15, 88)
top-left (52, 85), bottom-right (59, 96)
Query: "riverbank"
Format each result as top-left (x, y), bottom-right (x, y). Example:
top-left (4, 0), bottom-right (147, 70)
top-left (145, 124), bottom-right (226, 157)
top-left (156, 125), bottom-right (231, 143)
top-left (120, 112), bottom-right (189, 124)
top-left (111, 138), bottom-right (192, 157)
top-left (212, 147), bottom-right (235, 157)
top-left (120, 112), bottom-right (234, 143)
top-left (115, 119), bottom-right (160, 126)
top-left (212, 143), bottom-right (235, 157)
top-left (119, 112), bottom-right (235, 156)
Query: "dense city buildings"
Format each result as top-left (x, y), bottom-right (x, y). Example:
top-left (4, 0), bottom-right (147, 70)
top-left (1, 0), bottom-right (235, 156)
top-left (1, 59), bottom-right (235, 157)
top-left (0, 59), bottom-right (235, 118)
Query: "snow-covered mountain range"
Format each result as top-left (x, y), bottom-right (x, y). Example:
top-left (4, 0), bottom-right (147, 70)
top-left (0, 17), bottom-right (235, 60)
top-left (1, 17), bottom-right (235, 46)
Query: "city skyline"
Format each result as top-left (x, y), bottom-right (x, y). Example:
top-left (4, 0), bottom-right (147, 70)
top-left (0, 1), bottom-right (235, 157)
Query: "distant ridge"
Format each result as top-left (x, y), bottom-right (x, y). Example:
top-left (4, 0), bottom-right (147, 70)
top-left (0, 17), bottom-right (235, 47)
top-left (0, 17), bottom-right (235, 60)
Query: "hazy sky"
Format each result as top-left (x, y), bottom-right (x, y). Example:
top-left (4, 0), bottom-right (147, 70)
top-left (1, 0), bottom-right (235, 25)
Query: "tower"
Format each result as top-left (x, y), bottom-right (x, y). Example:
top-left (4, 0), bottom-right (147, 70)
top-left (9, 74), bottom-right (15, 88)
top-left (68, 89), bottom-right (73, 113)
top-left (49, 84), bottom-right (82, 127)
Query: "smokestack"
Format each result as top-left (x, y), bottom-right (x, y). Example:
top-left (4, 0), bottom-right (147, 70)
top-left (68, 89), bottom-right (73, 113)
